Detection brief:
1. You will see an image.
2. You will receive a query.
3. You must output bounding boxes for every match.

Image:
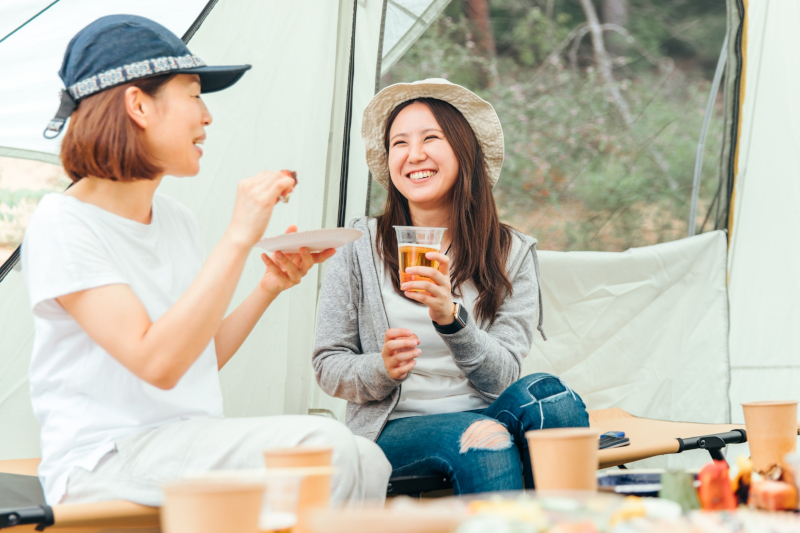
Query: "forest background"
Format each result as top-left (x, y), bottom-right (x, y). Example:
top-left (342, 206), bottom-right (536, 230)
top-left (371, 0), bottom-right (727, 251)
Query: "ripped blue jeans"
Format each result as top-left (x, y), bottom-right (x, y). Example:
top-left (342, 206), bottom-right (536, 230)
top-left (376, 373), bottom-right (589, 494)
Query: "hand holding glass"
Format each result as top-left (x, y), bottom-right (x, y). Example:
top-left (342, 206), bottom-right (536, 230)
top-left (394, 226), bottom-right (454, 325)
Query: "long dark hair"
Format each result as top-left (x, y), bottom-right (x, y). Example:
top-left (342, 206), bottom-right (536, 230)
top-left (376, 98), bottom-right (513, 325)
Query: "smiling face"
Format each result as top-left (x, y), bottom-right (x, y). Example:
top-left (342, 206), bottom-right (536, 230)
top-left (387, 101), bottom-right (460, 210)
top-left (140, 74), bottom-right (211, 177)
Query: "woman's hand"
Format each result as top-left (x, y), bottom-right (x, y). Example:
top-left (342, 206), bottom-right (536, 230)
top-left (226, 171), bottom-right (297, 248)
top-left (258, 226), bottom-right (336, 298)
top-left (382, 328), bottom-right (420, 380)
top-left (401, 252), bottom-right (456, 326)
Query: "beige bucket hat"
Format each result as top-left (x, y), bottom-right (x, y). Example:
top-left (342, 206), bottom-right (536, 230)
top-left (362, 78), bottom-right (504, 190)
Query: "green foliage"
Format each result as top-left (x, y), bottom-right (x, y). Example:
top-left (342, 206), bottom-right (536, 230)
top-left (0, 188), bottom-right (49, 209)
top-left (372, 0), bottom-right (726, 251)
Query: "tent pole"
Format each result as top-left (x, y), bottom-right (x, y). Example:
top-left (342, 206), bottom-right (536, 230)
top-left (365, 0), bottom-right (390, 217)
top-left (336, 0), bottom-right (359, 228)
top-left (689, 34), bottom-right (728, 237)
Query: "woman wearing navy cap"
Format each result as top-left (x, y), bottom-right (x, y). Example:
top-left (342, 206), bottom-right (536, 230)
top-left (21, 15), bottom-right (390, 506)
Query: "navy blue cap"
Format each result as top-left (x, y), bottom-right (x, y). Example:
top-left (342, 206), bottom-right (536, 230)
top-left (45, 14), bottom-right (251, 138)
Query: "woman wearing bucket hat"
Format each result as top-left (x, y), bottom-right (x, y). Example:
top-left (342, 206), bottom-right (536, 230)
top-left (21, 15), bottom-right (390, 506)
top-left (314, 79), bottom-right (590, 493)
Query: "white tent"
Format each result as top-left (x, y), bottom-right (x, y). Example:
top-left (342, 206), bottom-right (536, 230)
top-left (726, 0), bottom-right (800, 423)
top-left (1, 0), bottom-right (797, 469)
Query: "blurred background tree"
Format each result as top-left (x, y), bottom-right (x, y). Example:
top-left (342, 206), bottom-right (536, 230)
top-left (369, 0), bottom-right (727, 252)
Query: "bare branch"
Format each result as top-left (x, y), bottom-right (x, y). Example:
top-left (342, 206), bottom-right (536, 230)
top-left (531, 23), bottom-right (588, 84)
top-left (577, 0), bottom-right (678, 192)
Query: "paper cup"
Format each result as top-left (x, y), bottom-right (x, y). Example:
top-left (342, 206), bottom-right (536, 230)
top-left (161, 479), bottom-right (264, 533)
top-left (527, 428), bottom-right (600, 491)
top-left (263, 446), bottom-right (332, 469)
top-left (742, 401), bottom-right (798, 473)
top-left (264, 447), bottom-right (334, 533)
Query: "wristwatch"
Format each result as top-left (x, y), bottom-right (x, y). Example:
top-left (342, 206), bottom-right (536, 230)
top-left (432, 302), bottom-right (468, 334)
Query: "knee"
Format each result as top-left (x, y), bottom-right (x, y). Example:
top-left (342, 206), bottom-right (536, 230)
top-left (307, 417), bottom-right (360, 460)
top-left (518, 373), bottom-right (569, 400)
top-left (355, 436), bottom-right (391, 480)
top-left (459, 420), bottom-right (513, 454)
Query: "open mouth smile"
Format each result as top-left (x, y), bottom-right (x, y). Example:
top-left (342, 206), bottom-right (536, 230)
top-left (407, 170), bottom-right (437, 181)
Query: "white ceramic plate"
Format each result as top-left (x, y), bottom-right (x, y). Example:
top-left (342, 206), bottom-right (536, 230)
top-left (255, 228), bottom-right (363, 254)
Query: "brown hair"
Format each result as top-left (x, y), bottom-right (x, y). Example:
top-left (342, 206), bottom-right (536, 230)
top-left (376, 98), bottom-right (513, 324)
top-left (61, 74), bottom-right (176, 182)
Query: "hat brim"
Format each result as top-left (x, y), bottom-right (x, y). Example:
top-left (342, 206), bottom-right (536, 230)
top-left (176, 64), bottom-right (252, 93)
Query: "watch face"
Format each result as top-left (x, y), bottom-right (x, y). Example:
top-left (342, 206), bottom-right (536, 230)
top-left (456, 303), bottom-right (469, 326)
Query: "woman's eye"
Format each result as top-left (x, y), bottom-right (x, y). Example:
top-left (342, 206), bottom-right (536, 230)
top-left (425, 136), bottom-right (439, 141)
top-left (393, 140), bottom-right (407, 147)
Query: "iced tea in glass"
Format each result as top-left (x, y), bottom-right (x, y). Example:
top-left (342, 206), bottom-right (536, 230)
top-left (394, 226), bottom-right (447, 292)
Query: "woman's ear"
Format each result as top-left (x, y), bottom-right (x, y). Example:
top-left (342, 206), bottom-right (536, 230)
top-left (124, 85), bottom-right (148, 129)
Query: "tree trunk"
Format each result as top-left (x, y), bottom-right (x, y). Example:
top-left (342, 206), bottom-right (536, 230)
top-left (464, 0), bottom-right (496, 56)
top-left (601, 0), bottom-right (628, 27)
top-left (601, 0), bottom-right (629, 54)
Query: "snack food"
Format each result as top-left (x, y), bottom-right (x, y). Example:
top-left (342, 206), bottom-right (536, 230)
top-left (698, 460), bottom-right (737, 511)
top-left (279, 170), bottom-right (297, 203)
top-left (749, 479), bottom-right (799, 511)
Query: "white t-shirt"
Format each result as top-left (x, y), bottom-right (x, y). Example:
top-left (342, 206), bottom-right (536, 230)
top-left (378, 249), bottom-right (490, 420)
top-left (21, 193), bottom-right (224, 505)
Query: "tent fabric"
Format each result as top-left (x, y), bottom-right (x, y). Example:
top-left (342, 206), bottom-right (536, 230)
top-left (726, 1), bottom-right (800, 425)
top-left (0, 0), bottom-right (210, 162)
top-left (524, 231), bottom-right (731, 468)
top-left (716, 0), bottom-right (745, 231)
top-left (381, 0), bottom-right (452, 75)
top-left (0, 0), bottom-right (57, 44)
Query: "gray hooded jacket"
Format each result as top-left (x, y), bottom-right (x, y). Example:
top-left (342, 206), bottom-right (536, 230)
top-left (312, 217), bottom-right (545, 442)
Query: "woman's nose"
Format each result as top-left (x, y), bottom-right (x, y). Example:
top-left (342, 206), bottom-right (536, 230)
top-left (200, 100), bottom-right (213, 126)
top-left (408, 141), bottom-right (426, 163)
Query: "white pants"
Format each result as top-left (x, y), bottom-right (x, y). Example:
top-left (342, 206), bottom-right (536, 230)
top-left (62, 416), bottom-right (391, 507)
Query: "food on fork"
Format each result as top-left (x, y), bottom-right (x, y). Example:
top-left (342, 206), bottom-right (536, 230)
top-left (279, 170), bottom-right (297, 203)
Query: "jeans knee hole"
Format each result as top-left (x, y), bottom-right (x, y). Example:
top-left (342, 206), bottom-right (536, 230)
top-left (459, 420), bottom-right (512, 454)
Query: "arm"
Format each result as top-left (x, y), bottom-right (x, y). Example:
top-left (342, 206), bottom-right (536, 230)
top-left (58, 171), bottom-right (296, 390)
top-left (401, 247), bottom-right (538, 398)
top-left (214, 284), bottom-right (276, 370)
top-left (313, 245), bottom-right (412, 403)
top-left (215, 241), bottom-right (335, 369)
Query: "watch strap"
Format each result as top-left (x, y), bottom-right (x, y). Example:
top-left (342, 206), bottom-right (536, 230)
top-left (433, 303), bottom-right (468, 334)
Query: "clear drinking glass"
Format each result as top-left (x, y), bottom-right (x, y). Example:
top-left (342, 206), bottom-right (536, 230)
top-left (259, 471), bottom-right (303, 533)
top-left (394, 226), bottom-right (447, 292)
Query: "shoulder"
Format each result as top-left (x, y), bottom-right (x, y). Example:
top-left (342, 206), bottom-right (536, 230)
top-left (347, 216), bottom-right (373, 231)
top-left (346, 216), bottom-right (378, 248)
top-left (504, 227), bottom-right (539, 278)
top-left (506, 227), bottom-right (537, 259)
top-left (25, 194), bottom-right (87, 242)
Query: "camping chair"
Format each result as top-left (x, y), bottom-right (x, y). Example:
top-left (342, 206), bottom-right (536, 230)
top-left (0, 459), bottom-right (159, 531)
top-left (386, 407), bottom-right (752, 497)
